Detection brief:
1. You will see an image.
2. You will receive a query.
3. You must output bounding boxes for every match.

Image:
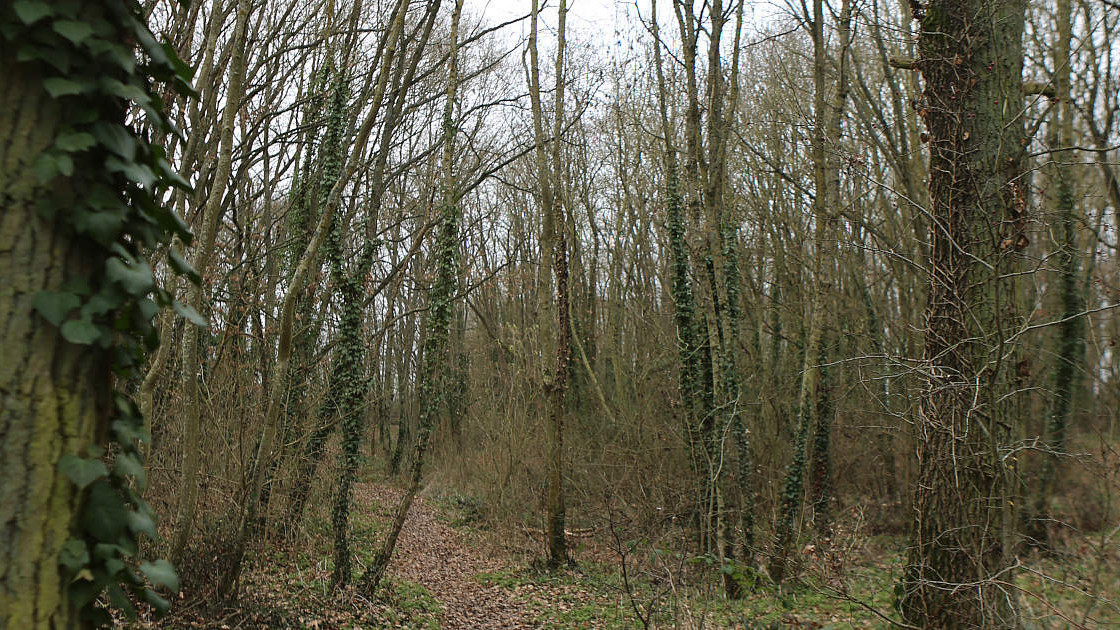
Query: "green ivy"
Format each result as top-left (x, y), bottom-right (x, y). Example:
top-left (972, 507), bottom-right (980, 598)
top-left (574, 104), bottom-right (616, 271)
top-left (2, 0), bottom-right (196, 624)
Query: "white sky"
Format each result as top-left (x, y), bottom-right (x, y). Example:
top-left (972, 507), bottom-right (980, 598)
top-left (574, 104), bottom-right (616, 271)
top-left (463, 0), bottom-right (681, 49)
top-left (467, 0), bottom-right (635, 33)
top-left (462, 0), bottom-right (782, 53)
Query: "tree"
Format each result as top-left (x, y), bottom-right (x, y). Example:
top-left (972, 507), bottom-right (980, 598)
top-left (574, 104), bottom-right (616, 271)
top-left (172, 0), bottom-right (254, 564)
top-left (359, 0), bottom-right (465, 592)
top-left (901, 0), bottom-right (1030, 625)
top-left (771, 0), bottom-right (851, 583)
top-left (1032, 0), bottom-right (1085, 543)
top-left (1, 0), bottom-right (193, 625)
top-left (528, 0), bottom-right (572, 569)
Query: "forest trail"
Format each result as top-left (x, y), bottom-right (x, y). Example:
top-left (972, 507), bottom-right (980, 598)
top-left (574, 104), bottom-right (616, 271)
top-left (156, 479), bottom-right (627, 629)
top-left (355, 482), bottom-right (546, 629)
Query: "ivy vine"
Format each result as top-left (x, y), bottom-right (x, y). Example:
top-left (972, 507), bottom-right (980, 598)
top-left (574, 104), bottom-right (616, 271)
top-left (2, 0), bottom-right (197, 624)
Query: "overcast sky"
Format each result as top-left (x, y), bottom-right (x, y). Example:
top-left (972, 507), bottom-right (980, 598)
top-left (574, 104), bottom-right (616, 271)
top-left (466, 0), bottom-right (633, 34)
top-left (462, 0), bottom-right (686, 51)
top-left (462, 0), bottom-right (782, 53)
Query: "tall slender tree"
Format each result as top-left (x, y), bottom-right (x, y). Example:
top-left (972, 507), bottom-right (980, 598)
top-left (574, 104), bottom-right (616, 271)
top-left (1032, 0), bottom-right (1085, 543)
top-left (172, 0), bottom-right (255, 563)
top-left (359, 0), bottom-right (464, 591)
top-left (528, 0), bottom-right (572, 568)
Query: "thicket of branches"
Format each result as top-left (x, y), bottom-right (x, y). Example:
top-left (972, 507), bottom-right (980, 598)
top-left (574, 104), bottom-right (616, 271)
top-left (6, 0), bottom-right (1120, 626)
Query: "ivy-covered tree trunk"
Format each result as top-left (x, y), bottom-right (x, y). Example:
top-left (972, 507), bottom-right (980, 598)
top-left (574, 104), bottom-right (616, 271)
top-left (3, 2), bottom-right (192, 624)
top-left (770, 0), bottom-right (849, 584)
top-left (808, 333), bottom-right (834, 531)
top-left (1032, 0), bottom-right (1083, 541)
top-left (901, 0), bottom-right (1028, 625)
top-left (0, 51), bottom-right (106, 630)
top-left (328, 273), bottom-right (368, 587)
top-left (358, 0), bottom-right (463, 592)
top-left (650, 0), bottom-right (715, 560)
top-left (309, 64), bottom-right (371, 589)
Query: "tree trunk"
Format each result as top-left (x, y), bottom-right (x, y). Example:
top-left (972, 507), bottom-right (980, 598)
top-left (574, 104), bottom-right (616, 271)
top-left (528, 0), bottom-right (570, 568)
top-left (172, 0), bottom-right (254, 564)
top-left (1032, 0), bottom-right (1084, 543)
top-left (901, 0), bottom-right (1028, 625)
top-left (0, 52), bottom-right (106, 630)
top-left (770, 0), bottom-right (849, 584)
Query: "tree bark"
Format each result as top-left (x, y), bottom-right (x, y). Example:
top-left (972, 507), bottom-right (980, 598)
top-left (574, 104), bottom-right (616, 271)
top-left (0, 51), bottom-right (106, 630)
top-left (528, 0), bottom-right (570, 568)
top-left (901, 0), bottom-right (1028, 625)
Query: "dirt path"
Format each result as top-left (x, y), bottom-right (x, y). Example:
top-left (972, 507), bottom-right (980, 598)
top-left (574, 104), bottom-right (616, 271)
top-left (356, 483), bottom-right (546, 629)
top-left (144, 482), bottom-right (600, 629)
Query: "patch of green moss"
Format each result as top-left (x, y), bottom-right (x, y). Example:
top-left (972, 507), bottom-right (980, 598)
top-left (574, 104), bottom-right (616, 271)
top-left (377, 579), bottom-right (442, 629)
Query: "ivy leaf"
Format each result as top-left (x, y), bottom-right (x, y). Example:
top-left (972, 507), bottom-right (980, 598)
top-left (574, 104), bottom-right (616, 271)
top-left (58, 538), bottom-right (90, 572)
top-left (156, 159), bottom-right (192, 191)
top-left (55, 154), bottom-right (73, 176)
top-left (93, 123), bottom-right (136, 160)
top-left (129, 16), bottom-right (167, 66)
top-left (69, 579), bottom-right (102, 610)
top-left (97, 538), bottom-right (137, 561)
top-left (79, 291), bottom-right (119, 320)
top-left (18, 43), bottom-right (71, 72)
top-left (173, 301), bottom-right (207, 327)
top-left (102, 78), bottom-right (147, 103)
top-left (168, 248), bottom-right (200, 284)
top-left (42, 77), bottom-right (84, 98)
top-left (56, 131), bottom-right (97, 152)
top-left (82, 480), bottom-right (127, 542)
top-left (87, 39), bottom-right (136, 73)
top-left (111, 418), bottom-right (143, 444)
top-left (33, 291), bottom-right (79, 326)
top-left (159, 40), bottom-right (195, 81)
top-left (106, 156), bottom-right (155, 189)
top-left (113, 452), bottom-right (146, 491)
top-left (144, 202), bottom-right (192, 243)
top-left (33, 153), bottom-right (59, 182)
top-left (53, 20), bottom-right (94, 45)
top-left (61, 319), bottom-right (101, 345)
top-left (106, 258), bottom-right (154, 296)
top-left (13, 0), bottom-right (53, 24)
top-left (143, 588), bottom-right (171, 615)
top-left (138, 297), bottom-right (159, 323)
top-left (108, 583), bottom-right (136, 619)
top-left (102, 556), bottom-right (125, 576)
top-left (140, 559), bottom-right (179, 593)
top-left (74, 206), bottom-right (126, 243)
top-left (127, 509), bottom-right (158, 540)
top-left (59, 454), bottom-right (108, 489)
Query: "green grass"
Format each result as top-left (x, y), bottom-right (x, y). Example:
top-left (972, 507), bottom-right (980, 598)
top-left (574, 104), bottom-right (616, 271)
top-left (472, 551), bottom-right (904, 629)
top-left (377, 579), bottom-right (442, 629)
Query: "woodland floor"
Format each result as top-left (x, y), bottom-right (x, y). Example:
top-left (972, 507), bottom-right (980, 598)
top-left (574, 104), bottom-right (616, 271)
top-left (127, 479), bottom-right (1120, 629)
